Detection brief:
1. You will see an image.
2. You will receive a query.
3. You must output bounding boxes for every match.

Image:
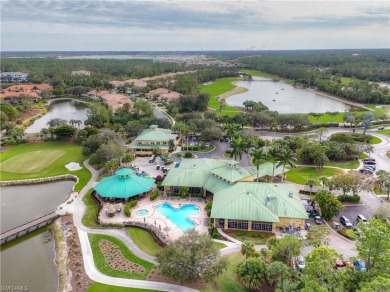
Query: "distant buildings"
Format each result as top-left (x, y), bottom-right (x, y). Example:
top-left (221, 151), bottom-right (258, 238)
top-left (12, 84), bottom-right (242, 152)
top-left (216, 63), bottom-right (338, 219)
top-left (71, 70), bottom-right (91, 76)
top-left (145, 88), bottom-right (181, 102)
top-left (0, 84), bottom-right (52, 101)
top-left (0, 72), bottom-right (29, 83)
top-left (85, 90), bottom-right (133, 112)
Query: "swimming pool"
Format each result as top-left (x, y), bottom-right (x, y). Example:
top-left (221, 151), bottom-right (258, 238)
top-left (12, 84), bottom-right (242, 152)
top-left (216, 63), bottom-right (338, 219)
top-left (136, 209), bottom-right (149, 217)
top-left (155, 203), bottom-right (200, 231)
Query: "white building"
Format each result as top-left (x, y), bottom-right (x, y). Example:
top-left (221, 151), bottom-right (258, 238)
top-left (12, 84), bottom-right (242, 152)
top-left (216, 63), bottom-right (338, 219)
top-left (0, 72), bottom-right (29, 83)
top-left (71, 70), bottom-right (91, 76)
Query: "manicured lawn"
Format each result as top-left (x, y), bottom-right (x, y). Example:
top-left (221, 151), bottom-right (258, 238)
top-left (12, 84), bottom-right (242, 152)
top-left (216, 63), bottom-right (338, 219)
top-left (82, 189), bottom-right (100, 228)
top-left (127, 227), bottom-right (163, 257)
top-left (326, 160), bottom-right (359, 169)
top-left (212, 242), bottom-right (227, 250)
top-left (369, 135), bottom-right (382, 145)
top-left (286, 167), bottom-right (343, 185)
top-left (88, 234), bottom-right (154, 280)
top-left (201, 253), bottom-right (250, 292)
top-left (200, 77), bottom-right (242, 115)
top-left (198, 145), bottom-right (215, 152)
top-left (365, 104), bottom-right (390, 116)
top-left (378, 129), bottom-right (390, 137)
top-left (224, 230), bottom-right (270, 245)
top-left (87, 283), bottom-right (160, 292)
top-left (0, 142), bottom-right (91, 191)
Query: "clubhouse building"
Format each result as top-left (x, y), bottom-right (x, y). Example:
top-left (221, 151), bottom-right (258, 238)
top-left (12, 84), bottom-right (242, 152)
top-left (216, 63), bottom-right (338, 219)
top-left (129, 125), bottom-right (177, 155)
top-left (161, 158), bottom-right (307, 233)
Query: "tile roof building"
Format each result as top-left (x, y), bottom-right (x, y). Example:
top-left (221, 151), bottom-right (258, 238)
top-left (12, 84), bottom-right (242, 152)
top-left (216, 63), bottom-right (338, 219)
top-left (0, 84), bottom-right (52, 101)
top-left (85, 90), bottom-right (133, 112)
top-left (145, 88), bottom-right (181, 102)
top-left (161, 158), bottom-right (307, 233)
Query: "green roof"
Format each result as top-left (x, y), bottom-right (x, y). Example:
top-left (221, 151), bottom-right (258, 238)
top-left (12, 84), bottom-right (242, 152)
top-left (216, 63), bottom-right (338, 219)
top-left (128, 143), bottom-right (169, 150)
top-left (211, 161), bottom-right (253, 183)
top-left (133, 125), bottom-right (176, 142)
top-left (161, 158), bottom-right (247, 189)
top-left (94, 168), bottom-right (155, 199)
top-left (211, 183), bottom-right (308, 222)
top-left (250, 162), bottom-right (289, 179)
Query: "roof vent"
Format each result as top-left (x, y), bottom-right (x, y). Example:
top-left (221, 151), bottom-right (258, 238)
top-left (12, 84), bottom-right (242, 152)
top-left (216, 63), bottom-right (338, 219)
top-left (288, 191), bottom-right (293, 198)
top-left (267, 195), bottom-right (271, 201)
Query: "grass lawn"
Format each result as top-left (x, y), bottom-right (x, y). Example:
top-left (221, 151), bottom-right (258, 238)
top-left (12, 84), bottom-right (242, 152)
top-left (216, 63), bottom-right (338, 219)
top-left (286, 167), bottom-right (343, 185)
top-left (365, 104), bottom-right (390, 116)
top-left (127, 227), bottom-right (163, 257)
top-left (212, 242), bottom-right (227, 250)
top-left (82, 189), bottom-right (100, 228)
top-left (198, 145), bottom-right (215, 152)
top-left (201, 253), bottom-right (250, 292)
top-left (326, 160), bottom-right (359, 169)
top-left (224, 230), bottom-right (270, 245)
top-left (0, 142), bottom-right (91, 191)
top-left (87, 283), bottom-right (160, 292)
top-left (200, 77), bottom-right (242, 115)
top-left (377, 129), bottom-right (390, 137)
top-left (368, 135), bottom-right (382, 145)
top-left (88, 234), bottom-right (154, 280)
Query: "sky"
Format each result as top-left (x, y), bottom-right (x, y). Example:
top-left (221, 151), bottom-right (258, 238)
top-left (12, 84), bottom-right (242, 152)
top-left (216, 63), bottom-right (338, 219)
top-left (1, 0), bottom-right (389, 51)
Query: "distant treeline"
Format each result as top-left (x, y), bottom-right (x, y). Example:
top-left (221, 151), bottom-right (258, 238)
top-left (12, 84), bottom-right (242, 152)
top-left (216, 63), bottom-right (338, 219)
top-left (240, 49), bottom-right (390, 104)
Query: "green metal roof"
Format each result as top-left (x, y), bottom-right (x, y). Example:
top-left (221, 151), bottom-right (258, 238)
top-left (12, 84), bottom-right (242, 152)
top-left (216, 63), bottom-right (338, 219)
top-left (133, 125), bottom-right (176, 142)
top-left (211, 182), bottom-right (308, 221)
top-left (115, 168), bottom-right (134, 176)
top-left (211, 161), bottom-right (253, 183)
top-left (128, 143), bottom-right (169, 150)
top-left (94, 170), bottom-right (155, 199)
top-left (161, 158), bottom-right (246, 189)
top-left (250, 162), bottom-right (289, 179)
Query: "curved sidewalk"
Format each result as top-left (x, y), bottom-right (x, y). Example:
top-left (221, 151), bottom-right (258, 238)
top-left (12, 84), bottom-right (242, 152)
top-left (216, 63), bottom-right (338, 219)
top-left (71, 160), bottom-right (198, 292)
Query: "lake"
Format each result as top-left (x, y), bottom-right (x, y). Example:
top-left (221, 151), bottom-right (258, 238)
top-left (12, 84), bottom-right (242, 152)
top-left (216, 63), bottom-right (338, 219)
top-left (26, 99), bottom-right (89, 133)
top-left (0, 180), bottom-right (75, 291)
top-left (226, 77), bottom-right (351, 113)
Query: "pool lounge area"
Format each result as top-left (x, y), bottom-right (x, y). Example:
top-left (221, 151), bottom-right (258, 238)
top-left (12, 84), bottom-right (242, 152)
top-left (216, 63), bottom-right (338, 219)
top-left (98, 195), bottom-right (208, 242)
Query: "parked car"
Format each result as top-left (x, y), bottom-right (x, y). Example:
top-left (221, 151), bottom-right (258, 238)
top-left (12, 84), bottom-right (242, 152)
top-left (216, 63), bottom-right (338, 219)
top-left (340, 216), bottom-right (353, 228)
top-left (305, 222), bottom-right (311, 231)
top-left (295, 255), bottom-right (306, 271)
top-left (357, 214), bottom-right (367, 223)
top-left (354, 260), bottom-right (366, 271)
top-left (315, 216), bottom-right (323, 225)
top-left (359, 167), bottom-right (375, 174)
top-left (205, 143), bottom-right (210, 147)
top-left (224, 138), bottom-right (229, 142)
top-left (378, 126), bottom-right (385, 130)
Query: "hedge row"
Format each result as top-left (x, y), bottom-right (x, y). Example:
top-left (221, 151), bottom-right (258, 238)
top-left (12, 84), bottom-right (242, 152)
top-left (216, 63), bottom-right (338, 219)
top-left (124, 200), bottom-right (138, 217)
top-left (182, 146), bottom-right (200, 151)
top-left (150, 190), bottom-right (159, 201)
top-left (337, 195), bottom-right (361, 203)
top-left (337, 228), bottom-right (358, 241)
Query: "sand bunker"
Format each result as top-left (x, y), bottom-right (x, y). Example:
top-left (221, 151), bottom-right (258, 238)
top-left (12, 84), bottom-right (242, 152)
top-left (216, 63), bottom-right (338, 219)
top-left (65, 162), bottom-right (82, 171)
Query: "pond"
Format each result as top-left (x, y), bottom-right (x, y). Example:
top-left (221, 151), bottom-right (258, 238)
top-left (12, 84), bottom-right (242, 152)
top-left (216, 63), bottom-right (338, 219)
top-left (26, 99), bottom-right (89, 133)
top-left (0, 180), bottom-right (75, 291)
top-left (226, 77), bottom-right (351, 113)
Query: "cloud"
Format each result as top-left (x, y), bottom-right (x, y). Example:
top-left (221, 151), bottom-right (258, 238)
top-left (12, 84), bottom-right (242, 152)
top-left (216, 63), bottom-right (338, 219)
top-left (1, 0), bottom-right (389, 50)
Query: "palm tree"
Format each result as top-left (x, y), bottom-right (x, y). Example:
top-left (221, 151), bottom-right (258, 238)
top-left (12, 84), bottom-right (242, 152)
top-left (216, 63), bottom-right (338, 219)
top-left (251, 148), bottom-right (268, 182)
top-left (318, 176), bottom-right (329, 190)
top-left (277, 148), bottom-right (297, 182)
top-left (229, 136), bottom-right (244, 161)
top-left (306, 178), bottom-right (316, 196)
top-left (241, 240), bottom-right (256, 259)
top-left (267, 146), bottom-right (281, 182)
top-left (225, 123), bottom-right (240, 141)
top-left (376, 170), bottom-right (390, 193)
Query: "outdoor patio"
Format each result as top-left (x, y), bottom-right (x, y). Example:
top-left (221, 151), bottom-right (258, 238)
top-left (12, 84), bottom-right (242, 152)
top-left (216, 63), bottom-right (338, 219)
top-left (99, 195), bottom-right (208, 242)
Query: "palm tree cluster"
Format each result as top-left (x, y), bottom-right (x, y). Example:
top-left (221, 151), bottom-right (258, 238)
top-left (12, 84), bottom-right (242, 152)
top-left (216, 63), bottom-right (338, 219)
top-left (227, 124), bottom-right (297, 182)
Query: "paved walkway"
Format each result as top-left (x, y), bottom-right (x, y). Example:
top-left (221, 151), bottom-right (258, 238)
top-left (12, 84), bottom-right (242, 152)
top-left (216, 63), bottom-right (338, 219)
top-left (67, 160), bottom-right (198, 292)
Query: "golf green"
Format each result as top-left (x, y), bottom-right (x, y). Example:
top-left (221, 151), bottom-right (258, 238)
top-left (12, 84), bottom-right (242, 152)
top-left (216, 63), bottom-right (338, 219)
top-left (0, 150), bottom-right (65, 173)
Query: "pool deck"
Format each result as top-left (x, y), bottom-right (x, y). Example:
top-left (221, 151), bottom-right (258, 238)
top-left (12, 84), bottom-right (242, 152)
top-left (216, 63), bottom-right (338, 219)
top-left (99, 195), bottom-right (208, 242)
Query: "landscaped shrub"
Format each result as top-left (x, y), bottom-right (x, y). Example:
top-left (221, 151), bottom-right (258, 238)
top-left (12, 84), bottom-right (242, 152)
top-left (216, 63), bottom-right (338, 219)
top-left (155, 175), bottom-right (162, 181)
top-left (150, 190), bottom-right (159, 201)
top-left (124, 200), bottom-right (138, 217)
top-left (184, 152), bottom-right (193, 158)
top-left (337, 228), bottom-right (358, 240)
top-left (205, 201), bottom-right (212, 217)
top-left (182, 146), bottom-right (199, 151)
top-left (337, 195), bottom-right (360, 203)
top-left (164, 159), bottom-right (173, 165)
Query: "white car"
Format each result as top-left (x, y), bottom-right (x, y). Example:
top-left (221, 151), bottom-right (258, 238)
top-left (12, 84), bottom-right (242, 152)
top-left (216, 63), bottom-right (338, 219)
top-left (296, 255), bottom-right (306, 271)
top-left (205, 143), bottom-right (210, 147)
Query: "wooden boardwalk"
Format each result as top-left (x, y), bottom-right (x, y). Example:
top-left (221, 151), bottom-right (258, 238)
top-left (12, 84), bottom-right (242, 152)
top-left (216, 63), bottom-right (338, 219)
top-left (1, 213), bottom-right (60, 245)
